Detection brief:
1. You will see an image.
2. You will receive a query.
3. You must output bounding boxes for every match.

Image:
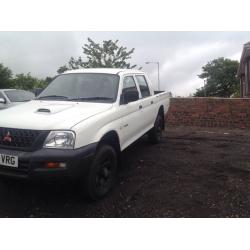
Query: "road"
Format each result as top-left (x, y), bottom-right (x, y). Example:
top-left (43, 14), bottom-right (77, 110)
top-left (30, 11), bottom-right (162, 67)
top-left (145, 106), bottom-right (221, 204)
top-left (0, 126), bottom-right (250, 217)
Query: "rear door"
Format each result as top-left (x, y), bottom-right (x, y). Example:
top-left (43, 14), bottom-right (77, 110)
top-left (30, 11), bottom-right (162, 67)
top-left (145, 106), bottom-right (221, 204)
top-left (135, 75), bottom-right (156, 129)
top-left (119, 75), bottom-right (143, 149)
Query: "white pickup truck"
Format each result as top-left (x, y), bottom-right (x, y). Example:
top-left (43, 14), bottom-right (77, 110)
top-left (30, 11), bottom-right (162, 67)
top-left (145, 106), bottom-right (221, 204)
top-left (0, 68), bottom-right (169, 199)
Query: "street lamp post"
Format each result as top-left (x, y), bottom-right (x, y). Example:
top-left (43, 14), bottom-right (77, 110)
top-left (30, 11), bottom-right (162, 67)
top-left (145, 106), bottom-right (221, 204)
top-left (145, 62), bottom-right (160, 90)
top-left (204, 79), bottom-right (207, 97)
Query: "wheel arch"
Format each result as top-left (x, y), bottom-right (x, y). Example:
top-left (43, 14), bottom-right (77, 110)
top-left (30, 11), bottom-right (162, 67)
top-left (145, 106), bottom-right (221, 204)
top-left (98, 130), bottom-right (121, 155)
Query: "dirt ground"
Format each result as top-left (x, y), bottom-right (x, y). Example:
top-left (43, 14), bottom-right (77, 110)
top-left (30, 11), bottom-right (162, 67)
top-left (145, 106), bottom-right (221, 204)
top-left (1, 126), bottom-right (250, 218)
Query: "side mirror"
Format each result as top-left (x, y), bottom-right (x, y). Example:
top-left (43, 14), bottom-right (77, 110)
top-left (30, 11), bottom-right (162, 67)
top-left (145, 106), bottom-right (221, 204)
top-left (121, 90), bottom-right (139, 105)
top-left (0, 98), bottom-right (6, 104)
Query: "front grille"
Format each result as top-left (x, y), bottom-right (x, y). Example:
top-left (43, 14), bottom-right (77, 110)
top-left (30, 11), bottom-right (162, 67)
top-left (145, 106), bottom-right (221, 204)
top-left (0, 127), bottom-right (42, 150)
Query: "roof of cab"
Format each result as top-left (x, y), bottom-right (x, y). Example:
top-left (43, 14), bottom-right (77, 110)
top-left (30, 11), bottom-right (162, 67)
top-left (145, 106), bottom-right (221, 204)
top-left (62, 68), bottom-right (144, 75)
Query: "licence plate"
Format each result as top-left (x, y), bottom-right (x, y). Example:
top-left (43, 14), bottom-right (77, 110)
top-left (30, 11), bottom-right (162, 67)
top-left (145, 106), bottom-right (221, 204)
top-left (0, 154), bottom-right (18, 168)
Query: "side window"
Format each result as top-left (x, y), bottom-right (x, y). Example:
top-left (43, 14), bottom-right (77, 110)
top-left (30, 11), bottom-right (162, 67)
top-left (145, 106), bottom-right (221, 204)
top-left (0, 92), bottom-right (5, 99)
top-left (135, 75), bottom-right (151, 98)
top-left (123, 76), bottom-right (137, 92)
top-left (121, 76), bottom-right (139, 104)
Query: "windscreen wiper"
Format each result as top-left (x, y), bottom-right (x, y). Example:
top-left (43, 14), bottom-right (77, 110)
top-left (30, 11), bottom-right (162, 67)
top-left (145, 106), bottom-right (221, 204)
top-left (36, 95), bottom-right (69, 100)
top-left (69, 97), bottom-right (113, 101)
top-left (19, 99), bottom-right (32, 102)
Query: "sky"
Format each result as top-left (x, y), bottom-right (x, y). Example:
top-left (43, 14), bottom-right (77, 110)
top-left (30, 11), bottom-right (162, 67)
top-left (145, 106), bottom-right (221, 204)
top-left (0, 31), bottom-right (249, 96)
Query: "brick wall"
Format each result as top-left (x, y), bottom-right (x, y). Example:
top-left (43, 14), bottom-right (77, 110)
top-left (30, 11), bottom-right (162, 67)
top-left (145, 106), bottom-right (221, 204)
top-left (166, 97), bottom-right (250, 129)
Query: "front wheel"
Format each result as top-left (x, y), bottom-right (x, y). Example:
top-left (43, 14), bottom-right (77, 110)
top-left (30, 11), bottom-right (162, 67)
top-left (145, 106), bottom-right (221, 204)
top-left (148, 113), bottom-right (164, 144)
top-left (84, 144), bottom-right (117, 200)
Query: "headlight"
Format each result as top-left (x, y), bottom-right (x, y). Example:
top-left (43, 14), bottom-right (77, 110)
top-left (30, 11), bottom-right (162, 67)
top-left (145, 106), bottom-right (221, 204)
top-left (43, 131), bottom-right (75, 149)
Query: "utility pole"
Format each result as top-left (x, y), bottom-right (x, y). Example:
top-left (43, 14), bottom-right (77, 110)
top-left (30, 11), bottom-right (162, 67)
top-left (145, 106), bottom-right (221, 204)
top-left (204, 79), bottom-right (207, 97)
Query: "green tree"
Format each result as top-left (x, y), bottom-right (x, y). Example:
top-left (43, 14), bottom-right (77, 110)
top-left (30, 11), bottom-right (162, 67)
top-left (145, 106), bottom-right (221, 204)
top-left (58, 38), bottom-right (137, 73)
top-left (0, 63), bottom-right (13, 88)
top-left (12, 73), bottom-right (48, 90)
top-left (45, 76), bottom-right (55, 84)
top-left (194, 57), bottom-right (240, 97)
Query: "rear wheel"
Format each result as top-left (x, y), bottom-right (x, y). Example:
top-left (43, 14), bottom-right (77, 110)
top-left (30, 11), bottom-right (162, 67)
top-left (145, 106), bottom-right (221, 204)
top-left (84, 144), bottom-right (117, 200)
top-left (148, 113), bottom-right (164, 144)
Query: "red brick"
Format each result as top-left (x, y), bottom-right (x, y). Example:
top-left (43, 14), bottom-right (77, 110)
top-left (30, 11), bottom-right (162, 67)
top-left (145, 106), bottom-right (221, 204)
top-left (166, 97), bottom-right (250, 130)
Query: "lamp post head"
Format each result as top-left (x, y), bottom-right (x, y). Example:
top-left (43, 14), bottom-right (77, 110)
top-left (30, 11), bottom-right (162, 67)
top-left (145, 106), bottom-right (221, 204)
top-left (145, 62), bottom-right (159, 65)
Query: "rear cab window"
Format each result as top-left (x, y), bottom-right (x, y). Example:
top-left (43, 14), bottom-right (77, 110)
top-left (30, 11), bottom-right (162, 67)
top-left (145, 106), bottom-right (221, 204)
top-left (135, 75), bottom-right (151, 98)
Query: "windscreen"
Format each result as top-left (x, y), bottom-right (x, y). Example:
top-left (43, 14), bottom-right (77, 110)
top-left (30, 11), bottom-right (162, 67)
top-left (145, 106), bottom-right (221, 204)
top-left (4, 90), bottom-right (35, 102)
top-left (38, 73), bottom-right (120, 103)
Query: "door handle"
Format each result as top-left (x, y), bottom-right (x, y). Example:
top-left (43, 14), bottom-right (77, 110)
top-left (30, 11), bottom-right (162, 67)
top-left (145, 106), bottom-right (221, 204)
top-left (151, 101), bottom-right (154, 104)
top-left (139, 105), bottom-right (142, 109)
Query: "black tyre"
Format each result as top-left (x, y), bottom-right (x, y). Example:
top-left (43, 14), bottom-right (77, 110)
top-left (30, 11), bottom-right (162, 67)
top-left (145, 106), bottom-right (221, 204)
top-left (84, 144), bottom-right (117, 200)
top-left (148, 113), bottom-right (164, 144)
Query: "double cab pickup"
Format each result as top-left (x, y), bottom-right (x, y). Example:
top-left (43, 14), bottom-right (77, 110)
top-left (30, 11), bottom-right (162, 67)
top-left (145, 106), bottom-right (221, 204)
top-left (0, 68), bottom-right (169, 199)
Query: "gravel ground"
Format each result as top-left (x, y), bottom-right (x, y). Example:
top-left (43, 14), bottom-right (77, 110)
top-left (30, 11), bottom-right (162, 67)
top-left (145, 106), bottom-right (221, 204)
top-left (1, 126), bottom-right (250, 218)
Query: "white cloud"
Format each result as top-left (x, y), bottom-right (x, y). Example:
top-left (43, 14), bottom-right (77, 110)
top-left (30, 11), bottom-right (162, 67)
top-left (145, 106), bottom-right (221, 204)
top-left (156, 41), bottom-right (232, 95)
top-left (0, 31), bottom-right (249, 96)
top-left (229, 51), bottom-right (242, 61)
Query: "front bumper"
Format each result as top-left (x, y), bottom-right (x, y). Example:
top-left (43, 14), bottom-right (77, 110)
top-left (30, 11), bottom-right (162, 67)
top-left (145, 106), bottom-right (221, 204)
top-left (0, 143), bottom-right (98, 180)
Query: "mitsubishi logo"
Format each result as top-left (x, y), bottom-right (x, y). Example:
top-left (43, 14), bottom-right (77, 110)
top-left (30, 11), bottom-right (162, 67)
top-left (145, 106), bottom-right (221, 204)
top-left (3, 131), bottom-right (12, 143)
